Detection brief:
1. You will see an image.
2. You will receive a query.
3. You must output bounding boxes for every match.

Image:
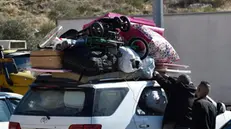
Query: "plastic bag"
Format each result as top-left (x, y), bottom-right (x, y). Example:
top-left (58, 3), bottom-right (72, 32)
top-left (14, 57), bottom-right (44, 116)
top-left (145, 89), bottom-right (167, 114)
top-left (118, 46), bottom-right (142, 73)
top-left (140, 56), bottom-right (155, 79)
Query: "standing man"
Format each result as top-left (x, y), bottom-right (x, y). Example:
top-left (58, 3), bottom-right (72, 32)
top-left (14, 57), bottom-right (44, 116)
top-left (192, 81), bottom-right (217, 129)
top-left (154, 72), bottom-right (196, 129)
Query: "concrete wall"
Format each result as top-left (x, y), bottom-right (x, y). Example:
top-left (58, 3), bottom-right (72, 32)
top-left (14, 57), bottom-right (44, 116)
top-left (57, 12), bottom-right (231, 104)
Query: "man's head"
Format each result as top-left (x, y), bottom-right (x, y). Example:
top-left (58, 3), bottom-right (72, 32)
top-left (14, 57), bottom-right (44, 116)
top-left (177, 74), bottom-right (192, 85)
top-left (196, 81), bottom-right (211, 98)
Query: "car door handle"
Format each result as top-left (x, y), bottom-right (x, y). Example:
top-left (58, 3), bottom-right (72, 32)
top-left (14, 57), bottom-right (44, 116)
top-left (139, 124), bottom-right (150, 128)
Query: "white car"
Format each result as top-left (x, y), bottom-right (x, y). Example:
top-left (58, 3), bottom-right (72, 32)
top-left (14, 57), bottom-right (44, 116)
top-left (0, 92), bottom-right (22, 129)
top-left (9, 76), bottom-right (231, 129)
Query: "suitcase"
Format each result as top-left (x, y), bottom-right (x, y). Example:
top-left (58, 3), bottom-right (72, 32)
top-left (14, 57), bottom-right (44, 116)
top-left (30, 50), bottom-right (63, 69)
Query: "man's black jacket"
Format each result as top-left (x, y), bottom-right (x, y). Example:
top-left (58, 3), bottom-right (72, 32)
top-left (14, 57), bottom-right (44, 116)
top-left (192, 98), bottom-right (217, 129)
top-left (155, 74), bottom-right (196, 127)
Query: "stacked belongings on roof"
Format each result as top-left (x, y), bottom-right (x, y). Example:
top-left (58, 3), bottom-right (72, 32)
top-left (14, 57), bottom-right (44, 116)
top-left (29, 12), bottom-right (191, 83)
top-left (82, 13), bottom-right (191, 76)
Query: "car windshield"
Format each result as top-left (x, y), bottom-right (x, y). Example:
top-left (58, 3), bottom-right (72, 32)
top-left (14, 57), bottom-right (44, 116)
top-left (14, 86), bottom-right (128, 116)
top-left (4, 55), bottom-right (31, 73)
top-left (0, 99), bottom-right (11, 122)
top-left (14, 56), bottom-right (31, 71)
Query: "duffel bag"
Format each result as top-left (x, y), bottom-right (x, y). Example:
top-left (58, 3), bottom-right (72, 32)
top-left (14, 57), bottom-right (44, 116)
top-left (62, 46), bottom-right (118, 76)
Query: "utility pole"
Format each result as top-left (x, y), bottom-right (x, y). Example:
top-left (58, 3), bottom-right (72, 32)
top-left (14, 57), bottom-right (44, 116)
top-left (153, 0), bottom-right (164, 28)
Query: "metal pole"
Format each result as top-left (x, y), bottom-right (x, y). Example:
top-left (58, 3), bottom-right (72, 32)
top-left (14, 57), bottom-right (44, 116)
top-left (153, 0), bottom-right (164, 28)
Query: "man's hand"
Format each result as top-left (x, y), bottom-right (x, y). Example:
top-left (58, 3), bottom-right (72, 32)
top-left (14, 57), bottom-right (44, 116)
top-left (154, 71), bottom-right (169, 78)
top-left (154, 71), bottom-right (159, 76)
top-left (162, 73), bottom-right (169, 78)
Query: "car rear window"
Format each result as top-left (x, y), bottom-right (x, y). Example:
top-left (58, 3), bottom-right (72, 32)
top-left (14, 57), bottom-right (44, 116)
top-left (0, 99), bottom-right (11, 122)
top-left (14, 86), bottom-right (128, 117)
top-left (14, 88), bottom-right (94, 116)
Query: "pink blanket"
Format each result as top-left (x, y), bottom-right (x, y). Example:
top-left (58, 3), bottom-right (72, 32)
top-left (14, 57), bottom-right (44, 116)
top-left (127, 24), bottom-right (179, 63)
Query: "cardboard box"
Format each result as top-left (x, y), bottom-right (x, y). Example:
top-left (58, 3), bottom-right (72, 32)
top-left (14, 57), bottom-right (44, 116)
top-left (30, 50), bottom-right (63, 69)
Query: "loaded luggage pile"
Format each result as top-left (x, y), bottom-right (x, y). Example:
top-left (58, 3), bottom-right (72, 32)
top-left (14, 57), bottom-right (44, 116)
top-left (29, 12), bottom-right (191, 83)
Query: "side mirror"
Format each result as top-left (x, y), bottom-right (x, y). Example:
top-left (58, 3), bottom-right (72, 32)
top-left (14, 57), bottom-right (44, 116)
top-left (217, 102), bottom-right (226, 115)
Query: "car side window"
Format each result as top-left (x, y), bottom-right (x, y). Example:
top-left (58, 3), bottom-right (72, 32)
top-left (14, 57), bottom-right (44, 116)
top-left (136, 87), bottom-right (167, 116)
top-left (222, 120), bottom-right (231, 129)
top-left (9, 98), bottom-right (21, 110)
top-left (0, 99), bottom-right (11, 122)
top-left (93, 88), bottom-right (129, 116)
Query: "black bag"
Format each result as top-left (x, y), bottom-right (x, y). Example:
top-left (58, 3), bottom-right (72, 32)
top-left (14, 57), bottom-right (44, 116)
top-left (62, 45), bottom-right (118, 76)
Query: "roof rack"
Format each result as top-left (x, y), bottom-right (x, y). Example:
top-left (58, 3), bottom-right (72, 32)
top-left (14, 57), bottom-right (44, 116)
top-left (15, 49), bottom-right (31, 52)
top-left (90, 77), bottom-right (156, 84)
top-left (35, 74), bottom-right (81, 83)
top-left (35, 74), bottom-right (156, 85)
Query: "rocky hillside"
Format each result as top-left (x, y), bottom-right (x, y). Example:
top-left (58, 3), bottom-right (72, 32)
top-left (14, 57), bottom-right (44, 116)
top-left (0, 0), bottom-right (230, 26)
top-left (0, 0), bottom-right (153, 28)
top-left (0, 0), bottom-right (229, 49)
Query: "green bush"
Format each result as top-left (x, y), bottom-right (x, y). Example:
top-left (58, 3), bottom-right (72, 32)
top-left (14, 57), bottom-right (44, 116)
top-left (198, 0), bottom-right (227, 7)
top-left (127, 0), bottom-right (144, 9)
top-left (37, 21), bottom-right (56, 37)
top-left (0, 19), bottom-right (39, 50)
top-left (212, 0), bottom-right (227, 7)
top-left (48, 0), bottom-right (79, 20)
top-left (27, 36), bottom-right (43, 50)
top-left (0, 19), bottom-right (57, 50)
top-left (0, 19), bottom-right (32, 40)
top-left (48, 0), bottom-right (151, 20)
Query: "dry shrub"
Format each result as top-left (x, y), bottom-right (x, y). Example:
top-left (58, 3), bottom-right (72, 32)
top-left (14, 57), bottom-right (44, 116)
top-left (48, 0), bottom-right (151, 19)
top-left (37, 21), bottom-right (56, 37)
top-left (0, 19), bottom-right (32, 40)
top-left (212, 0), bottom-right (228, 7)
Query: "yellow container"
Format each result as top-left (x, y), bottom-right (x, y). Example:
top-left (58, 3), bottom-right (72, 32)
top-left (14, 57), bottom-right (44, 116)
top-left (0, 71), bottom-right (35, 95)
top-left (0, 50), bottom-right (35, 95)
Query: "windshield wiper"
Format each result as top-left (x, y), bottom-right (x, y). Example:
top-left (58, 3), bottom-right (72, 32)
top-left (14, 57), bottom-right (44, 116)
top-left (21, 110), bottom-right (51, 120)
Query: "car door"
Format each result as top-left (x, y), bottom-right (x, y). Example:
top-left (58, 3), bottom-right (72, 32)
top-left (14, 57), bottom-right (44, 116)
top-left (207, 97), bottom-right (231, 129)
top-left (133, 86), bottom-right (168, 129)
top-left (216, 111), bottom-right (231, 129)
top-left (220, 119), bottom-right (231, 129)
top-left (0, 98), bottom-right (12, 129)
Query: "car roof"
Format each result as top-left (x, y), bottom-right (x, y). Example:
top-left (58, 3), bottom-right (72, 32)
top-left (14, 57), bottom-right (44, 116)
top-left (31, 74), bottom-right (159, 87)
top-left (88, 80), bottom-right (160, 88)
top-left (0, 92), bottom-right (23, 99)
